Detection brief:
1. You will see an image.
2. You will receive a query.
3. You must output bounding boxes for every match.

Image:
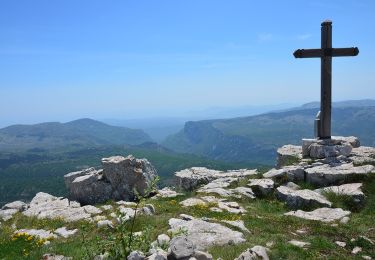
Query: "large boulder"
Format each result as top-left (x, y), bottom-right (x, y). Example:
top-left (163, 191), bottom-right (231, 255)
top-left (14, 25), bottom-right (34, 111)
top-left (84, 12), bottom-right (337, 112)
top-left (64, 155), bottom-right (158, 204)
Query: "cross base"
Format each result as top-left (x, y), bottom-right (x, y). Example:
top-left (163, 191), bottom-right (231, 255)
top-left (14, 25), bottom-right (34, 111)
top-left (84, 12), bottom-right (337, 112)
top-left (302, 136), bottom-right (360, 159)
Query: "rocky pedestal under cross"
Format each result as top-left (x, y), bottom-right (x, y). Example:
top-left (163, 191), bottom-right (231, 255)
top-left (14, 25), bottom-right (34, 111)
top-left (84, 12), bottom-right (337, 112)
top-left (293, 20), bottom-right (359, 139)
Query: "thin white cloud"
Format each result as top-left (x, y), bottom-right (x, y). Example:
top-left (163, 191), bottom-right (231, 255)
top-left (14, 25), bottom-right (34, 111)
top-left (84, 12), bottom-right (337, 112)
top-left (258, 33), bottom-right (273, 42)
top-left (297, 34), bottom-right (312, 40)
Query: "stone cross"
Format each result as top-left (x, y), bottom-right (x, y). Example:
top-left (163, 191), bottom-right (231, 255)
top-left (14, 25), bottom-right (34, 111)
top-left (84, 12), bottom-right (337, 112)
top-left (293, 20), bottom-right (359, 139)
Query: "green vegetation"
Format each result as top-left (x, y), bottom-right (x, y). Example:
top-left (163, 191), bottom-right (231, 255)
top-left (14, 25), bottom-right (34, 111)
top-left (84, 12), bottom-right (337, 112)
top-left (1, 175), bottom-right (375, 259)
top-left (163, 106), bottom-right (375, 164)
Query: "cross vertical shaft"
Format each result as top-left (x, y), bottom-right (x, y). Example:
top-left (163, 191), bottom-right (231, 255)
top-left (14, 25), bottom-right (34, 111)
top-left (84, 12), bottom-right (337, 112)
top-left (320, 21), bottom-right (332, 139)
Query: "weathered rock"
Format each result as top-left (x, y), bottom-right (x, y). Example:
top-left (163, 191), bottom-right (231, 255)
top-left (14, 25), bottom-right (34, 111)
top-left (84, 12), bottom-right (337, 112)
top-left (42, 254), bottom-right (72, 260)
top-left (168, 218), bottom-right (245, 250)
top-left (302, 137), bottom-right (359, 159)
top-left (54, 227), bottom-right (78, 238)
top-left (15, 229), bottom-right (57, 239)
top-left (82, 205), bottom-right (102, 215)
top-left (352, 246), bottom-right (362, 255)
top-left (248, 179), bottom-right (274, 196)
top-left (22, 192), bottom-right (92, 222)
top-left (235, 245), bottom-right (269, 260)
top-left (168, 236), bottom-right (196, 260)
top-left (97, 220), bottom-right (114, 228)
top-left (284, 207), bottom-right (350, 222)
top-left (335, 241), bottom-right (346, 247)
top-left (153, 187), bottom-right (183, 199)
top-left (217, 201), bottom-right (246, 214)
top-left (148, 249), bottom-right (168, 260)
top-left (193, 250), bottom-right (213, 260)
top-left (157, 234), bottom-right (170, 247)
top-left (263, 166), bottom-right (305, 183)
top-left (276, 186), bottom-right (331, 209)
top-left (101, 205), bottom-right (113, 211)
top-left (315, 183), bottom-right (365, 203)
top-left (0, 208), bottom-right (18, 221)
top-left (64, 155), bottom-right (158, 205)
top-left (288, 240), bottom-right (310, 248)
top-left (127, 251), bottom-right (145, 260)
top-left (180, 198), bottom-right (206, 207)
top-left (222, 220), bottom-right (250, 233)
top-left (175, 167), bottom-right (257, 191)
top-left (277, 145), bottom-right (302, 168)
top-left (231, 187), bottom-right (256, 199)
top-left (102, 155), bottom-right (157, 200)
top-left (304, 163), bottom-right (374, 186)
top-left (350, 146), bottom-right (375, 165)
top-left (2, 201), bottom-right (28, 211)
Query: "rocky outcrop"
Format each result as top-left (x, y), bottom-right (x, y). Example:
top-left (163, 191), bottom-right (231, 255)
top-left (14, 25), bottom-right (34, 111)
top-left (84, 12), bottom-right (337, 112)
top-left (284, 207), bottom-right (351, 222)
top-left (175, 167), bottom-right (257, 191)
top-left (276, 186), bottom-right (331, 209)
top-left (64, 155), bottom-right (158, 205)
top-left (22, 192), bottom-right (100, 222)
top-left (168, 217), bottom-right (245, 250)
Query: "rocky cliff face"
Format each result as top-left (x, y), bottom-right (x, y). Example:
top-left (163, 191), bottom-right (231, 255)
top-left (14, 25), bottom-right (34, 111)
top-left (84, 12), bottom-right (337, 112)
top-left (64, 155), bottom-right (157, 205)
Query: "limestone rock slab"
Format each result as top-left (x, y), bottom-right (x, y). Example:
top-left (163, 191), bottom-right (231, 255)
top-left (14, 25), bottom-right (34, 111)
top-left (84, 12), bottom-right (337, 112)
top-left (284, 207), bottom-right (350, 222)
top-left (276, 186), bottom-right (331, 209)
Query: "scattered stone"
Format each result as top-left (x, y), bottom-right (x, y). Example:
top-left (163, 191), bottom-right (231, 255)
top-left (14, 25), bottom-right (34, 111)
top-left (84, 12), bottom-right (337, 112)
top-left (222, 220), bottom-right (250, 233)
top-left (263, 166), bottom-right (305, 183)
top-left (235, 245), bottom-right (269, 260)
top-left (296, 228), bottom-right (308, 235)
top-left (2, 201), bottom-right (28, 211)
top-left (42, 254), bottom-right (72, 260)
top-left (303, 137), bottom-right (353, 159)
top-left (217, 201), bottom-right (246, 214)
top-left (180, 198), bottom-right (206, 207)
top-left (350, 146), bottom-right (375, 165)
top-left (285, 207), bottom-right (350, 223)
top-left (248, 179), bottom-right (274, 196)
top-left (193, 250), bottom-right (213, 260)
top-left (304, 163), bottom-right (374, 186)
top-left (93, 252), bottom-right (110, 260)
top-left (315, 183), bottom-right (365, 203)
top-left (288, 240), bottom-right (310, 248)
top-left (175, 167), bottom-right (257, 191)
top-left (168, 236), bottom-right (196, 259)
top-left (101, 205), bottom-right (113, 211)
top-left (362, 256), bottom-right (372, 260)
top-left (352, 246), bottom-right (362, 255)
top-left (82, 205), bottom-right (102, 215)
top-left (276, 186), bottom-right (332, 209)
top-left (266, 241), bottom-right (274, 248)
top-left (153, 187), bottom-right (183, 198)
top-left (168, 218), bottom-right (245, 250)
top-left (210, 207), bottom-right (223, 213)
top-left (54, 227), bottom-right (78, 238)
top-left (148, 249), bottom-right (168, 260)
top-left (127, 250), bottom-right (145, 260)
top-left (340, 216), bottom-right (350, 224)
top-left (157, 234), bottom-right (170, 247)
top-left (64, 155), bottom-right (158, 205)
top-left (97, 219), bottom-right (113, 228)
top-left (277, 145), bottom-right (302, 168)
top-left (335, 241), bottom-right (346, 247)
top-left (15, 229), bottom-right (57, 239)
top-left (283, 182), bottom-right (301, 190)
top-left (231, 187), bottom-right (256, 199)
top-left (0, 208), bottom-right (18, 221)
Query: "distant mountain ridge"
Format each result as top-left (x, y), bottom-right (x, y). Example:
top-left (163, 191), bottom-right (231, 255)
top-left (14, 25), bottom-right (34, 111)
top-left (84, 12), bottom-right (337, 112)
top-left (163, 100), bottom-right (375, 165)
top-left (0, 118), bottom-right (152, 152)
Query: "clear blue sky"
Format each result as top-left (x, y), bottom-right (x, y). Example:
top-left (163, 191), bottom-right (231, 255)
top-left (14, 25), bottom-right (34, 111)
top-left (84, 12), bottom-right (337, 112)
top-left (0, 0), bottom-right (374, 125)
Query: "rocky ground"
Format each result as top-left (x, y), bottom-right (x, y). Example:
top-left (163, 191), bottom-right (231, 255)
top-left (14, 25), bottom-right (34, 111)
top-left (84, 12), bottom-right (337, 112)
top-left (1, 138), bottom-right (375, 259)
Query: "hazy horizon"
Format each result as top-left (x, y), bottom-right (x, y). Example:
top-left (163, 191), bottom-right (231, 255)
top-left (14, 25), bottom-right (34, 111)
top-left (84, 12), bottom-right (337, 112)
top-left (1, 1), bottom-right (374, 127)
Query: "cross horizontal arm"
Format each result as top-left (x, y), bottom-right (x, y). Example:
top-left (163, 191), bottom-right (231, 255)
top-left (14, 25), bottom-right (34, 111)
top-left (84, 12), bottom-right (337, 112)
top-left (293, 47), bottom-right (359, 58)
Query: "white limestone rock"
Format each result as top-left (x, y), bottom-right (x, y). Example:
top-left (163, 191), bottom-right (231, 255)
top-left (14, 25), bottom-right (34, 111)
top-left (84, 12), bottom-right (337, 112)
top-left (168, 218), bottom-right (245, 250)
top-left (222, 220), bottom-right (250, 233)
top-left (153, 187), bottom-right (183, 199)
top-left (248, 179), bottom-right (274, 196)
top-left (304, 163), bottom-right (374, 186)
top-left (0, 208), bottom-right (19, 221)
top-left (175, 167), bottom-right (257, 191)
top-left (284, 207), bottom-right (350, 222)
top-left (276, 186), bottom-right (332, 209)
top-left (277, 145), bottom-right (302, 168)
top-left (350, 146), bottom-right (375, 165)
top-left (2, 201), bottom-right (28, 211)
top-left (235, 245), bottom-right (269, 260)
top-left (288, 240), bottom-right (310, 248)
top-left (263, 166), bottom-right (305, 183)
top-left (315, 183), bottom-right (365, 203)
top-left (180, 198), bottom-right (206, 207)
top-left (97, 220), bottom-right (114, 228)
top-left (54, 227), bottom-right (78, 238)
